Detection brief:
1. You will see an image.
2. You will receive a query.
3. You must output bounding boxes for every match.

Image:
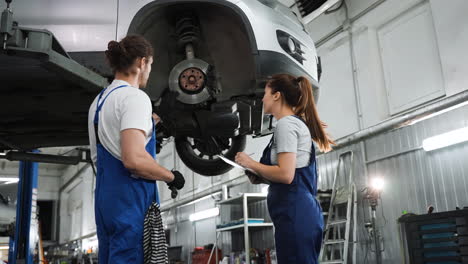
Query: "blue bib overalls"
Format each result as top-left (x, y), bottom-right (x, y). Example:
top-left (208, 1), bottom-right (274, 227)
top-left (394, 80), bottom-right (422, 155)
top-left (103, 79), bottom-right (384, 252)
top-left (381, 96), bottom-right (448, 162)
top-left (260, 116), bottom-right (324, 264)
top-left (93, 85), bottom-right (160, 264)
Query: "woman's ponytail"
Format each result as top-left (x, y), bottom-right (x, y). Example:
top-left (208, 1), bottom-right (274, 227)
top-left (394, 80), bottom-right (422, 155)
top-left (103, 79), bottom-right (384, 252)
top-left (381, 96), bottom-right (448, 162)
top-left (295, 76), bottom-right (335, 152)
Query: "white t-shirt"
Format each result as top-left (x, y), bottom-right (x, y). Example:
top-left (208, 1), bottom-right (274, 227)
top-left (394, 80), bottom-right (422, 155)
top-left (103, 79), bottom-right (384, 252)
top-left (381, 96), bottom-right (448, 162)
top-left (88, 80), bottom-right (153, 163)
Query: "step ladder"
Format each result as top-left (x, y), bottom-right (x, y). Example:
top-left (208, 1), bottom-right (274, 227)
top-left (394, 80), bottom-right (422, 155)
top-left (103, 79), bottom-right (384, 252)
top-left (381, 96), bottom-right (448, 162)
top-left (320, 151), bottom-right (357, 264)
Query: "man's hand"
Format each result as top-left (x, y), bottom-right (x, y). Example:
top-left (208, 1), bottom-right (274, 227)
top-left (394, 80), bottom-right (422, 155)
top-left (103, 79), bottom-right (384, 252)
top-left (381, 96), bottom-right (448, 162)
top-left (167, 170), bottom-right (185, 190)
top-left (152, 113), bottom-right (161, 124)
top-left (167, 170), bottom-right (185, 199)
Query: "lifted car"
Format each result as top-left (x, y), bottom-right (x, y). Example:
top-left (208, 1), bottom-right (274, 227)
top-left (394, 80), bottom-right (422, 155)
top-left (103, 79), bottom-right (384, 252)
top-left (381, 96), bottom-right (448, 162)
top-left (0, 0), bottom-right (321, 176)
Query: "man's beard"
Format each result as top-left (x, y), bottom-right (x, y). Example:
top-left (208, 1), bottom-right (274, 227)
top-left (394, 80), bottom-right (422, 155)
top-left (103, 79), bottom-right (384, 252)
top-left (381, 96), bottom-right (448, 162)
top-left (139, 76), bottom-right (149, 89)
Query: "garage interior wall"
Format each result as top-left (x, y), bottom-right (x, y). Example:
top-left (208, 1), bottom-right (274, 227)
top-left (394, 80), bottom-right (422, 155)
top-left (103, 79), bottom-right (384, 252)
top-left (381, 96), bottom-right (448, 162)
top-left (310, 0), bottom-right (468, 138)
top-left (310, 0), bottom-right (468, 262)
top-left (51, 0), bottom-right (468, 263)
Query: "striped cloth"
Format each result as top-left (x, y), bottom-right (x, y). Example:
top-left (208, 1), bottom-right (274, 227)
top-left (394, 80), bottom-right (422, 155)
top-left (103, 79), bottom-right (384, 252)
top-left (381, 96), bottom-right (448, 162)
top-left (143, 202), bottom-right (168, 264)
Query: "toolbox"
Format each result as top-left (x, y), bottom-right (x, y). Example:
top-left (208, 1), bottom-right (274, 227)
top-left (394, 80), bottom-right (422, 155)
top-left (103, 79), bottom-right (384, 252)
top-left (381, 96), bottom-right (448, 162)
top-left (399, 209), bottom-right (468, 264)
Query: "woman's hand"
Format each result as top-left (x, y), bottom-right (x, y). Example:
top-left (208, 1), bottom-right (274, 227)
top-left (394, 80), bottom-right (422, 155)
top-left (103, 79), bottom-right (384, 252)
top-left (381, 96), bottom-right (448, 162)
top-left (235, 152), bottom-right (255, 169)
top-left (246, 170), bottom-right (265, 185)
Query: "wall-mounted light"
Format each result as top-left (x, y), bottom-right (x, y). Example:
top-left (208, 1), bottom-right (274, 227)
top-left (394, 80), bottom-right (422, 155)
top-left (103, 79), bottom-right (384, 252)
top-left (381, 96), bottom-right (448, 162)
top-left (189, 207), bottom-right (219, 222)
top-left (409, 101), bottom-right (468, 126)
top-left (0, 177), bottom-right (19, 184)
top-left (182, 191), bottom-right (221, 208)
top-left (422, 126), bottom-right (468, 152)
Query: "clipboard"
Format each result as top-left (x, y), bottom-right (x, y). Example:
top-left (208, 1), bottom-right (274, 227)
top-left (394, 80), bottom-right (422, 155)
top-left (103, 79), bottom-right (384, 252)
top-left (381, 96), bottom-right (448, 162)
top-left (217, 155), bottom-right (271, 184)
top-left (217, 155), bottom-right (255, 173)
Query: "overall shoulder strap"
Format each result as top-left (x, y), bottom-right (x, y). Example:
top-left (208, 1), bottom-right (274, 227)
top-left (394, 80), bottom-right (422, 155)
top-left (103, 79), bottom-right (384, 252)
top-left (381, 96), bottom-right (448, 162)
top-left (93, 84), bottom-right (128, 144)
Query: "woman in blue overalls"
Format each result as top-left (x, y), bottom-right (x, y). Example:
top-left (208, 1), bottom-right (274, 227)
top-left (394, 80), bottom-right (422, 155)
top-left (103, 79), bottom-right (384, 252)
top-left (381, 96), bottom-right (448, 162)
top-left (88, 35), bottom-right (185, 264)
top-left (236, 74), bottom-right (335, 264)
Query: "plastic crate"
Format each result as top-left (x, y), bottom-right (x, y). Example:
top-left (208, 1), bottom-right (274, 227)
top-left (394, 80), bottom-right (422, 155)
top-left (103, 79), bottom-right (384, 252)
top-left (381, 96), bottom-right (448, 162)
top-left (192, 247), bottom-right (222, 264)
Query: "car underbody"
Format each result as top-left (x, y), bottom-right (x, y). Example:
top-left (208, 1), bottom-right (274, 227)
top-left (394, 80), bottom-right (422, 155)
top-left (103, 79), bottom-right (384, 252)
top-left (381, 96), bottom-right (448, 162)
top-left (0, 0), bottom-right (320, 176)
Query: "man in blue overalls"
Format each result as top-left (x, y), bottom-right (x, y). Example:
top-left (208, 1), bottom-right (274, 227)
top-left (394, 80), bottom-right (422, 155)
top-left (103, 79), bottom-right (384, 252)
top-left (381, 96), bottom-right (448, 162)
top-left (88, 35), bottom-right (185, 264)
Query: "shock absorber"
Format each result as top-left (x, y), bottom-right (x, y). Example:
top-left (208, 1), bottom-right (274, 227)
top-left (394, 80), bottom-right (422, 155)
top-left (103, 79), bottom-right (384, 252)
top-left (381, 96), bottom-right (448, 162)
top-left (174, 13), bottom-right (207, 93)
top-left (175, 13), bottom-right (200, 59)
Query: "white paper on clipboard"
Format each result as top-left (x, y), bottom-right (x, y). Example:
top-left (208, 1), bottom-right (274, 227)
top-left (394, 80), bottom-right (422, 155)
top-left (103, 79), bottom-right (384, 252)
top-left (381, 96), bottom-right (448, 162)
top-left (217, 155), bottom-right (258, 175)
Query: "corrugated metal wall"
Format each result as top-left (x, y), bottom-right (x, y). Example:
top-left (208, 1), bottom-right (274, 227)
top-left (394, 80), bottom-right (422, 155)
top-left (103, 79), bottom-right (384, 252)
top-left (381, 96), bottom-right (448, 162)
top-left (164, 103), bottom-right (468, 263)
top-left (315, 103), bottom-right (468, 263)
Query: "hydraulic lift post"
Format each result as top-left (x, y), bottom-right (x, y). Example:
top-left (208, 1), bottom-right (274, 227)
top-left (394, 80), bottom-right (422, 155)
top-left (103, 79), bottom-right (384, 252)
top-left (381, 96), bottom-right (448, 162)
top-left (8, 150), bottom-right (39, 264)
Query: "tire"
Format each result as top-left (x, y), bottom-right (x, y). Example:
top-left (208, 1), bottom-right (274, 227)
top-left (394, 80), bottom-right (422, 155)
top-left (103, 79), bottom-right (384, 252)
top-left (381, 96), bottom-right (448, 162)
top-left (175, 135), bottom-right (247, 176)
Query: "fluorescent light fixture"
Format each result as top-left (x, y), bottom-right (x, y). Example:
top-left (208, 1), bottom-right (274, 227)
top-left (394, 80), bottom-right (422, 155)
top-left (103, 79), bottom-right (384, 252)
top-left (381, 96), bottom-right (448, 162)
top-left (370, 177), bottom-right (384, 191)
top-left (4, 180), bottom-right (18, 185)
top-left (189, 208), bottom-right (219, 222)
top-left (0, 177), bottom-right (19, 185)
top-left (183, 192), bottom-right (221, 207)
top-left (423, 126), bottom-right (468, 151)
top-left (409, 101), bottom-right (468, 125)
top-left (0, 246), bottom-right (9, 250)
top-left (0, 177), bottom-right (18, 181)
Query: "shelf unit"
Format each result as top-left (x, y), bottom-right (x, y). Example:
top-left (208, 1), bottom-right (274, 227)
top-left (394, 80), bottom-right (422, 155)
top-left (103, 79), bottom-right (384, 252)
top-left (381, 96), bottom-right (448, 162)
top-left (215, 193), bottom-right (274, 264)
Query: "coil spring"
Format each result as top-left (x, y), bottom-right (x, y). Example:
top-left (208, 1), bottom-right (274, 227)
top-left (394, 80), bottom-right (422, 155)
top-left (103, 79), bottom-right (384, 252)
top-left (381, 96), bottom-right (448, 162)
top-left (175, 15), bottom-right (200, 48)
